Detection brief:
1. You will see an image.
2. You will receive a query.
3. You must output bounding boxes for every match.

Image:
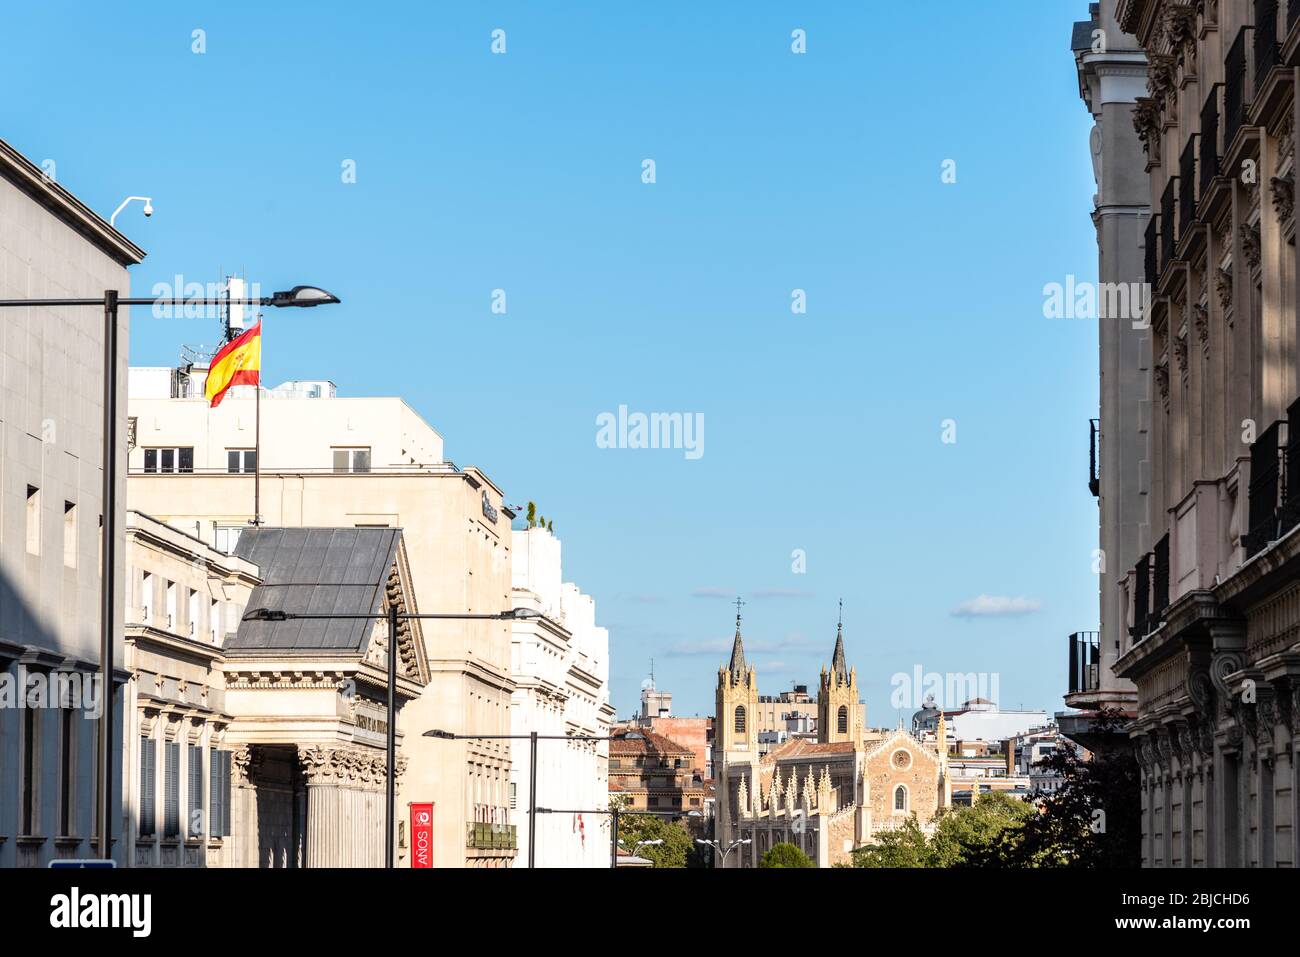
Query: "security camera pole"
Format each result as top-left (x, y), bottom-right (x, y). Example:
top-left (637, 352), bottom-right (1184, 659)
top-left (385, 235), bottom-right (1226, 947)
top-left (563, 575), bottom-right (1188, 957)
top-left (0, 285), bottom-right (340, 863)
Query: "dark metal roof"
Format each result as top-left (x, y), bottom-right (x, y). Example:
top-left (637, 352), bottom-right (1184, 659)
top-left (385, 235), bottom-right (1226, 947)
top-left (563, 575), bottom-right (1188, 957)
top-left (228, 527), bottom-right (400, 655)
top-left (1071, 18), bottom-right (1096, 52)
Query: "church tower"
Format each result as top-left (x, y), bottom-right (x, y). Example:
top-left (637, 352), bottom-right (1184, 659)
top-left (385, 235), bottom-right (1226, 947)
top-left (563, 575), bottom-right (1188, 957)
top-left (715, 600), bottom-right (759, 759)
top-left (818, 603), bottom-right (863, 747)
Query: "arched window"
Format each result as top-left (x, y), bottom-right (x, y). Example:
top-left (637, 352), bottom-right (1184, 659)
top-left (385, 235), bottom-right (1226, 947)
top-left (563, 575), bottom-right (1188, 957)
top-left (894, 785), bottom-right (907, 812)
top-left (734, 705), bottom-right (746, 734)
top-left (837, 705), bottom-right (848, 734)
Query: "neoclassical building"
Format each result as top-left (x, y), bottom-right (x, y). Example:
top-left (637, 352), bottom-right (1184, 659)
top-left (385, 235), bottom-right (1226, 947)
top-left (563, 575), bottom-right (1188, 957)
top-left (1094, 0), bottom-right (1300, 866)
top-left (712, 612), bottom-right (949, 867)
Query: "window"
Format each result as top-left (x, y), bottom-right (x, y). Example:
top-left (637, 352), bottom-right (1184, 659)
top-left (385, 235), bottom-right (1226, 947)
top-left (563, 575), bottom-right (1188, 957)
top-left (63, 502), bottom-right (77, 568)
top-left (25, 485), bottom-right (40, 555)
top-left (332, 447), bottom-right (371, 473)
top-left (210, 749), bottom-right (231, 838)
top-left (509, 782), bottom-right (517, 810)
top-left (143, 447), bottom-right (194, 474)
top-left (21, 708), bottom-right (38, 834)
top-left (59, 706), bottom-right (75, 835)
top-left (140, 572), bottom-right (153, 624)
top-left (894, 785), bottom-right (907, 813)
top-left (164, 741), bottom-right (180, 838)
top-left (139, 737), bottom-right (156, 837)
top-left (226, 449), bottom-right (256, 474)
top-left (213, 524), bottom-right (243, 555)
top-left (188, 745), bottom-right (204, 838)
top-left (837, 705), bottom-right (848, 734)
top-left (734, 705), bottom-right (746, 734)
top-left (165, 581), bottom-right (176, 630)
top-left (188, 589), bottom-right (199, 637)
top-left (210, 599), bottom-right (222, 643)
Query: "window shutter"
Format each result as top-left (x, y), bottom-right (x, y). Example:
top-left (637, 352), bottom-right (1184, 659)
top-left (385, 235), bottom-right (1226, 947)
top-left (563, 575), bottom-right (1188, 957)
top-left (220, 751), bottom-right (232, 837)
top-left (164, 741), bottom-right (180, 837)
top-left (188, 745), bottom-right (203, 837)
top-left (210, 749), bottom-right (232, 837)
top-left (139, 738), bottom-right (156, 837)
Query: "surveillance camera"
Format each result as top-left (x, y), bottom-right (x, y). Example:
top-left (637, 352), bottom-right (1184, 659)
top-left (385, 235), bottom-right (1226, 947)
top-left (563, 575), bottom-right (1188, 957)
top-left (143, 203), bottom-right (153, 217)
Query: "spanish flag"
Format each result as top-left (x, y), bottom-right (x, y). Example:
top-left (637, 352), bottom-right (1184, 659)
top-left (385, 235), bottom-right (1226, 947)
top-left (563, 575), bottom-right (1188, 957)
top-left (205, 322), bottom-right (261, 408)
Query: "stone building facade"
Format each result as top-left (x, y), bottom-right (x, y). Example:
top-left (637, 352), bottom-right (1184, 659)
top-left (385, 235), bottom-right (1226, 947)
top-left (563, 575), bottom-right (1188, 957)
top-left (712, 611), bottom-right (948, 867)
top-left (1104, 0), bottom-right (1300, 866)
top-left (0, 137), bottom-right (144, 866)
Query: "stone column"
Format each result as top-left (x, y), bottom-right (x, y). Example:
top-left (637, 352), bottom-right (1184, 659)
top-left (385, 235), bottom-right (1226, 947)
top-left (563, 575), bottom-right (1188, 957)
top-left (299, 747), bottom-right (401, 868)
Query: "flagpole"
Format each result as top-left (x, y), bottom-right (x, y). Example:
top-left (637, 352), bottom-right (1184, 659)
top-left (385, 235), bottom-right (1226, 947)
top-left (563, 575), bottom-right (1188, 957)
top-left (254, 306), bottom-right (261, 526)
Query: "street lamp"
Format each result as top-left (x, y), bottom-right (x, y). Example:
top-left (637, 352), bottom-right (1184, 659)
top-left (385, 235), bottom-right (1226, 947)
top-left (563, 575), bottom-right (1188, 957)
top-left (619, 837), bottom-right (663, 861)
top-left (696, 836), bottom-right (751, 869)
top-left (424, 725), bottom-right (617, 868)
top-left (241, 605), bottom-right (533, 867)
top-left (0, 285), bottom-right (339, 863)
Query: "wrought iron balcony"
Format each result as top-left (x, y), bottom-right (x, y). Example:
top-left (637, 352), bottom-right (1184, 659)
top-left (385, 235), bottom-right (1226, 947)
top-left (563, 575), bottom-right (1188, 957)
top-left (1225, 27), bottom-right (1251, 149)
top-left (1179, 138), bottom-right (1197, 235)
top-left (1256, 0), bottom-right (1281, 92)
top-left (1291, 0), bottom-right (1300, 33)
top-left (1067, 631), bottom-right (1101, 695)
top-left (1282, 398), bottom-right (1300, 535)
top-left (1130, 551), bottom-right (1152, 643)
top-left (1089, 419), bottom-right (1100, 498)
top-left (1161, 178), bottom-right (1177, 269)
top-left (1152, 533), bottom-right (1170, 621)
top-left (1246, 419), bottom-right (1288, 557)
top-left (1144, 215), bottom-right (1159, 288)
top-left (1200, 85), bottom-right (1221, 195)
top-left (466, 821), bottom-right (517, 850)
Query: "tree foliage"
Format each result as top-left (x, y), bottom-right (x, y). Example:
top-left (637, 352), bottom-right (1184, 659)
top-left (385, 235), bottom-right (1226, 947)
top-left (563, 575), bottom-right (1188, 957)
top-left (759, 842), bottom-right (814, 868)
top-left (611, 800), bottom-right (695, 868)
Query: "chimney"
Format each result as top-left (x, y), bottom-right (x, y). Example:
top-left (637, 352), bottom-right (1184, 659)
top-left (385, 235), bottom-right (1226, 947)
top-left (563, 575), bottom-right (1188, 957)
top-left (1005, 739), bottom-right (1016, 776)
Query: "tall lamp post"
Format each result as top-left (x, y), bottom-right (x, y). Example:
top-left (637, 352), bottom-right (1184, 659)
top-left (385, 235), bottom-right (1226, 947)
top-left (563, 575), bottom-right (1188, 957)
top-left (424, 728), bottom-right (620, 868)
top-left (696, 836), bottom-right (752, 868)
top-left (242, 605), bottom-right (541, 868)
top-left (0, 284), bottom-right (339, 862)
top-left (532, 806), bottom-right (688, 868)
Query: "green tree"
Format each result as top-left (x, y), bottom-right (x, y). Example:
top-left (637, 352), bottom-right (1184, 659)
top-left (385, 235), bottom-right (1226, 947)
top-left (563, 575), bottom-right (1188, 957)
top-left (851, 815), bottom-right (935, 867)
top-left (930, 791), bottom-right (1034, 867)
top-left (759, 842), bottom-right (814, 868)
top-left (612, 801), bottom-right (694, 868)
top-left (974, 710), bottom-right (1140, 868)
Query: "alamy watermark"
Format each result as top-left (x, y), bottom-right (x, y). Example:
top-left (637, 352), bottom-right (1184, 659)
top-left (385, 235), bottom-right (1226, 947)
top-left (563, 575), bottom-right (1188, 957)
top-left (889, 665), bottom-right (1000, 710)
top-left (1043, 275), bottom-right (1151, 328)
top-left (0, 666), bottom-right (103, 717)
top-left (595, 405), bottom-right (704, 460)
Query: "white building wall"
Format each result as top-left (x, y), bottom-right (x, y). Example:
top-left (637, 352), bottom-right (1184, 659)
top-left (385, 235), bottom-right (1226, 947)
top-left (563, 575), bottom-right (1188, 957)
top-left (508, 527), bottom-right (611, 868)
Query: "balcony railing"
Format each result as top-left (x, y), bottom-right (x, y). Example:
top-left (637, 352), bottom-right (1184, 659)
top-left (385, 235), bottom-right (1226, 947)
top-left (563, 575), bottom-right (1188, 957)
top-left (1225, 27), bottom-right (1251, 149)
top-left (466, 821), bottom-right (518, 850)
top-left (1200, 85), bottom-right (1221, 195)
top-left (1246, 419), bottom-right (1287, 557)
top-left (1131, 551), bottom-right (1152, 642)
top-left (1088, 419), bottom-right (1100, 497)
top-left (1161, 178), bottom-right (1177, 269)
top-left (1256, 0), bottom-right (1281, 92)
top-left (1179, 138), bottom-right (1198, 234)
top-left (1145, 215), bottom-right (1159, 288)
top-left (1152, 532), bottom-right (1170, 620)
top-left (1067, 631), bottom-right (1101, 695)
top-left (1282, 398), bottom-right (1300, 534)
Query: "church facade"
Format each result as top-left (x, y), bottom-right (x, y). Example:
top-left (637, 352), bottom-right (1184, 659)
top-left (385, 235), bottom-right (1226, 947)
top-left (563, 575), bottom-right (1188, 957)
top-left (712, 611), bottom-right (950, 867)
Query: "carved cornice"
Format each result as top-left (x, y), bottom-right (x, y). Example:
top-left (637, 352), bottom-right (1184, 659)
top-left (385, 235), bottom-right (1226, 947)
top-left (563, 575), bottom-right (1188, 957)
top-left (1133, 97), bottom-right (1163, 161)
top-left (299, 745), bottom-right (406, 790)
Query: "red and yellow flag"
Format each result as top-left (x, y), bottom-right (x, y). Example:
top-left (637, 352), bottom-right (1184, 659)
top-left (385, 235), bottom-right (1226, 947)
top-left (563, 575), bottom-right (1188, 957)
top-left (205, 322), bottom-right (261, 408)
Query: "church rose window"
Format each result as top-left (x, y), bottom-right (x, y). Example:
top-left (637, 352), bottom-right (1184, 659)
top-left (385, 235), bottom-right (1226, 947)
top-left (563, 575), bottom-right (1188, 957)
top-left (892, 749), bottom-right (911, 769)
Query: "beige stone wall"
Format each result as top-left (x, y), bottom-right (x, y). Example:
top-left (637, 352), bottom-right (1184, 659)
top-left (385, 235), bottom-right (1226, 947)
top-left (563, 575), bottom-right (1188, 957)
top-left (127, 465), bottom-right (514, 867)
top-left (863, 733), bottom-right (942, 832)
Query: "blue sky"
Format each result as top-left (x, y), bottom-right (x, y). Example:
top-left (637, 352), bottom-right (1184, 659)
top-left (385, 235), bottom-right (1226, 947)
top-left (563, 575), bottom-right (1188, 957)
top-left (3, 1), bottom-right (1102, 723)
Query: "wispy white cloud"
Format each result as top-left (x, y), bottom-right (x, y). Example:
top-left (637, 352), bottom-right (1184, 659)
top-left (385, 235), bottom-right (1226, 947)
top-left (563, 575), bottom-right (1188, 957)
top-left (751, 587), bottom-right (814, 599)
top-left (950, 595), bottom-right (1042, 618)
top-left (690, 587), bottom-right (734, 599)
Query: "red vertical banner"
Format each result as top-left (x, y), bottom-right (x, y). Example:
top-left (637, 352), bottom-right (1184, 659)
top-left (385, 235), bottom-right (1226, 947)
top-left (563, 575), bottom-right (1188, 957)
top-left (410, 803), bottom-right (434, 869)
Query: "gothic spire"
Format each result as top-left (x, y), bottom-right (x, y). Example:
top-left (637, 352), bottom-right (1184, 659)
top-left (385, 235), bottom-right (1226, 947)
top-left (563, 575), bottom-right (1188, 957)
top-left (831, 598), bottom-right (848, 682)
top-left (728, 596), bottom-right (747, 681)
